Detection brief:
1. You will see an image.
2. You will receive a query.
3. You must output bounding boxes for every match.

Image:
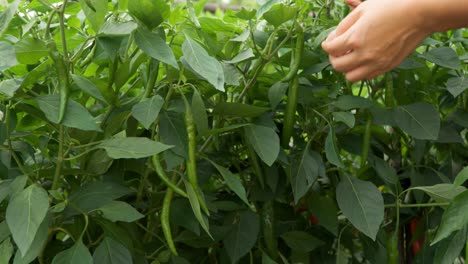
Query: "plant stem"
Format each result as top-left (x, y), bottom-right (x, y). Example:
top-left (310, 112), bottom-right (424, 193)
top-left (384, 202), bottom-right (449, 208)
top-left (58, 0), bottom-right (69, 63)
top-left (5, 103), bottom-right (28, 176)
top-left (52, 125), bottom-right (65, 190)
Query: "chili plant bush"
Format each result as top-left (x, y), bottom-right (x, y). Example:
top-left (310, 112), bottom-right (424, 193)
top-left (0, 0), bottom-right (467, 263)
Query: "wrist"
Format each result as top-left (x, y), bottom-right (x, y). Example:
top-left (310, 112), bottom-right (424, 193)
top-left (418, 0), bottom-right (468, 32)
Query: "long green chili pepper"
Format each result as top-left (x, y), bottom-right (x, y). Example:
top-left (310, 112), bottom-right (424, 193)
top-left (281, 76), bottom-right (299, 148)
top-left (47, 40), bottom-right (70, 124)
top-left (281, 25), bottom-right (304, 83)
top-left (281, 26), bottom-right (304, 148)
top-left (361, 113), bottom-right (372, 167)
top-left (161, 187), bottom-right (178, 256)
top-left (151, 155), bottom-right (188, 198)
top-left (181, 93), bottom-right (210, 216)
top-left (387, 230), bottom-right (399, 264)
top-left (262, 201), bottom-right (278, 260)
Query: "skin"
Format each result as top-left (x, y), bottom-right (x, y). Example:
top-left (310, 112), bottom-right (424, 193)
top-left (322, 0), bottom-right (468, 82)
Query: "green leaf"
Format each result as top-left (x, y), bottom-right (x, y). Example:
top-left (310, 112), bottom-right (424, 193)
top-left (393, 102), bottom-right (440, 140)
top-left (325, 126), bottom-right (344, 168)
top-left (131, 95), bottom-right (164, 129)
top-left (0, 42), bottom-right (18, 71)
top-left (409, 184), bottom-right (466, 203)
top-left (98, 137), bottom-right (173, 159)
top-left (14, 37), bottom-right (48, 64)
top-left (0, 238), bottom-right (13, 264)
top-left (268, 82), bottom-right (288, 109)
top-left (209, 161), bottom-right (250, 207)
top-left (281, 231), bottom-right (324, 253)
top-left (192, 90), bottom-right (209, 136)
top-left (79, 0), bottom-right (108, 32)
top-left (93, 237), bottom-right (133, 264)
top-left (312, 27), bottom-right (335, 48)
top-left (134, 28), bottom-right (179, 69)
top-left (0, 222), bottom-right (11, 244)
top-left (181, 35), bottom-right (224, 91)
top-left (202, 124), bottom-right (249, 136)
top-left (0, 0), bottom-right (20, 38)
top-left (244, 125), bottom-right (280, 166)
top-left (69, 181), bottom-right (132, 213)
top-left (98, 201), bottom-right (144, 223)
top-left (93, 219), bottom-right (134, 250)
top-left (334, 95), bottom-right (374, 110)
top-left (0, 79), bottom-right (21, 99)
top-left (9, 175), bottom-right (28, 198)
top-left (446, 76), bottom-right (468, 98)
top-left (336, 174), bottom-right (384, 240)
top-left (224, 49), bottom-right (255, 64)
top-left (368, 156), bottom-right (398, 185)
top-left (6, 185), bottom-right (49, 256)
top-left (51, 239), bottom-right (93, 264)
top-left (213, 102), bottom-right (269, 118)
top-left (128, 0), bottom-right (169, 30)
top-left (36, 95), bottom-right (101, 131)
top-left (422, 47), bottom-right (461, 69)
top-left (308, 195), bottom-right (339, 235)
top-left (433, 227), bottom-right (466, 264)
top-left (453, 166), bottom-right (468, 187)
top-left (170, 199), bottom-right (200, 235)
top-left (263, 4), bottom-right (297, 27)
top-left (0, 181), bottom-right (10, 206)
top-left (98, 20), bottom-right (137, 36)
top-left (257, 0), bottom-right (280, 18)
top-left (432, 190), bottom-right (468, 244)
top-left (159, 111), bottom-right (188, 159)
top-left (333, 112), bottom-right (355, 128)
top-left (71, 74), bottom-right (108, 103)
top-left (184, 182), bottom-right (211, 238)
top-left (13, 217), bottom-right (49, 264)
top-left (223, 211), bottom-right (259, 264)
top-left (290, 150), bottom-right (319, 204)
top-left (262, 253), bottom-right (278, 264)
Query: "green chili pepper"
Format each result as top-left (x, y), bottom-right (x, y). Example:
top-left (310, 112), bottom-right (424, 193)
top-left (281, 25), bottom-right (304, 83)
top-left (151, 155), bottom-right (188, 198)
top-left (281, 76), bottom-right (299, 148)
top-left (182, 93), bottom-right (209, 216)
top-left (47, 40), bottom-right (69, 124)
top-left (387, 231), bottom-right (399, 264)
top-left (161, 187), bottom-right (178, 256)
top-left (262, 200), bottom-right (278, 260)
top-left (281, 26), bottom-right (304, 148)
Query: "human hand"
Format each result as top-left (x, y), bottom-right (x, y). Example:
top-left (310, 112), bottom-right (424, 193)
top-left (322, 0), bottom-right (432, 82)
top-left (345, 0), bottom-right (363, 10)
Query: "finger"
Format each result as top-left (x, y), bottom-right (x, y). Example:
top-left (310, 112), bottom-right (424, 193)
top-left (322, 13), bottom-right (361, 56)
top-left (325, 30), bottom-right (337, 43)
top-left (345, 0), bottom-right (362, 10)
top-left (334, 7), bottom-right (361, 36)
top-left (328, 52), bottom-right (361, 73)
top-left (345, 66), bottom-right (375, 83)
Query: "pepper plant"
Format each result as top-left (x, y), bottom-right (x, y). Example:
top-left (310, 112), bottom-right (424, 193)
top-left (0, 0), bottom-right (467, 263)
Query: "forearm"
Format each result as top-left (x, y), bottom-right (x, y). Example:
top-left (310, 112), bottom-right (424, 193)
top-left (419, 0), bottom-right (468, 32)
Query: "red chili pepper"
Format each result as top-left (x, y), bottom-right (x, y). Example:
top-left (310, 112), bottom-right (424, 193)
top-left (309, 215), bottom-right (319, 225)
top-left (409, 218), bottom-right (424, 255)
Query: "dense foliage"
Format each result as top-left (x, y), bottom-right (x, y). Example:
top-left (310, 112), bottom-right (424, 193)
top-left (0, 0), bottom-right (467, 263)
